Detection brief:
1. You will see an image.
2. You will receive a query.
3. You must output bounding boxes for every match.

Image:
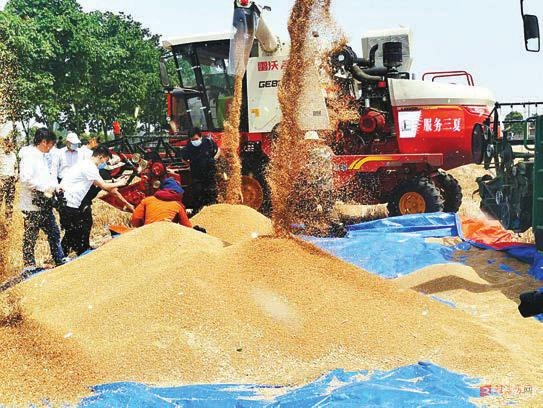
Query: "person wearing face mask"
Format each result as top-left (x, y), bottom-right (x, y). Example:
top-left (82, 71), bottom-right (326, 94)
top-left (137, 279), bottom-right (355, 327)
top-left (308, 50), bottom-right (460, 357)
top-left (51, 132), bottom-right (84, 182)
top-left (179, 127), bottom-right (218, 214)
top-left (59, 145), bottom-right (128, 256)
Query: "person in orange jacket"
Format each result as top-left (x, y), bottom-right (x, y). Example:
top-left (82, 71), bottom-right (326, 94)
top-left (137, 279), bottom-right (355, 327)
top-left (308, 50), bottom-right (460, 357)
top-left (131, 178), bottom-right (192, 228)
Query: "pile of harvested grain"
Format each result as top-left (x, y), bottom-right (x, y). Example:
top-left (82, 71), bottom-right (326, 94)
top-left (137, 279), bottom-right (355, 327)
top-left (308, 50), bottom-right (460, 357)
top-left (191, 203), bottom-right (272, 244)
top-left (396, 256), bottom-right (543, 405)
top-left (1, 212), bottom-right (542, 405)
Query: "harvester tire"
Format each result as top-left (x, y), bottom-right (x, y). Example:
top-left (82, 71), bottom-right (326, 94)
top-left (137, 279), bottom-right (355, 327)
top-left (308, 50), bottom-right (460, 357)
top-left (387, 177), bottom-right (444, 216)
top-left (242, 166), bottom-right (271, 216)
top-left (436, 173), bottom-right (463, 213)
top-left (472, 124), bottom-right (486, 165)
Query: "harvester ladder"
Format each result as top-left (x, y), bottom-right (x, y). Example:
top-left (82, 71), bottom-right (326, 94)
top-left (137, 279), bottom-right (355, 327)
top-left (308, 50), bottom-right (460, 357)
top-left (533, 115), bottom-right (543, 251)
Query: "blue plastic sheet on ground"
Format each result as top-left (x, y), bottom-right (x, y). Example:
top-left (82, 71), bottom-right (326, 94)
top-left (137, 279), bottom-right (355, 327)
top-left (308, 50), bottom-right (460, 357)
top-left (305, 233), bottom-right (456, 278)
top-left (304, 212), bottom-right (543, 281)
top-left (347, 212), bottom-right (460, 238)
top-left (528, 252), bottom-right (543, 280)
top-left (79, 362), bottom-right (481, 407)
top-left (304, 213), bottom-right (461, 278)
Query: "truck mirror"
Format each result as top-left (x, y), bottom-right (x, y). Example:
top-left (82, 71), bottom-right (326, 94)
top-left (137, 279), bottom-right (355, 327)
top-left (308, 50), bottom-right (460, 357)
top-left (159, 59), bottom-right (171, 89)
top-left (523, 14), bottom-right (540, 52)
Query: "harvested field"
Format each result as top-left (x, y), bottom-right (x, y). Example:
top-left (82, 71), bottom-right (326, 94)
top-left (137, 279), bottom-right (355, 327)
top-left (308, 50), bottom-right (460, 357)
top-left (0, 205), bottom-right (542, 405)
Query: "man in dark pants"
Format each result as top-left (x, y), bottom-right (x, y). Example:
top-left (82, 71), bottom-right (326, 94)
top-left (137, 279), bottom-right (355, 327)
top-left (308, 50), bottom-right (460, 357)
top-left (180, 128), bottom-right (218, 213)
top-left (18, 128), bottom-right (66, 271)
top-left (77, 165), bottom-right (134, 253)
top-left (59, 146), bottom-right (128, 256)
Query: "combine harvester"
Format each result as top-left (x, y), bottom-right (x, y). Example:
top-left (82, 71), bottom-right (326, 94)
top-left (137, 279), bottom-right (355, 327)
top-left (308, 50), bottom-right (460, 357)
top-left (145, 0), bottom-right (495, 217)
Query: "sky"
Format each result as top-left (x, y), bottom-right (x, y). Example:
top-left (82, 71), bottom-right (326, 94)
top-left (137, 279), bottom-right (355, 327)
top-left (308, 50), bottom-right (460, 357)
top-left (1, 0), bottom-right (543, 107)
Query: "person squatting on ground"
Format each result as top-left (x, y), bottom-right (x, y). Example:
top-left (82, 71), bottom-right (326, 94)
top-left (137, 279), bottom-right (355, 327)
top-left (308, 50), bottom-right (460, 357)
top-left (131, 178), bottom-right (192, 228)
top-left (19, 128), bottom-right (67, 270)
top-left (179, 128), bottom-right (218, 214)
top-left (52, 131), bottom-right (91, 182)
top-left (59, 145), bottom-right (128, 256)
top-left (0, 138), bottom-right (17, 219)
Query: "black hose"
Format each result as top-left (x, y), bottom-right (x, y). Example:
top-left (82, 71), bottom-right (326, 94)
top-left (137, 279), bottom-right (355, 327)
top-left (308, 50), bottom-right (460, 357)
top-left (350, 64), bottom-right (383, 82)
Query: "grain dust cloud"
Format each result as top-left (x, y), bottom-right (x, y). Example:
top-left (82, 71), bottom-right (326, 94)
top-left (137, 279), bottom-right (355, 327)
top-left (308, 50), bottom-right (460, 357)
top-left (221, 76), bottom-right (244, 204)
top-left (268, 0), bottom-right (348, 235)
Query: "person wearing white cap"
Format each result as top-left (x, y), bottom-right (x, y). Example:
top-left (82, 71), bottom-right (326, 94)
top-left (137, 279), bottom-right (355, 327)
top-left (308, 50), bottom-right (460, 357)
top-left (51, 131), bottom-right (84, 181)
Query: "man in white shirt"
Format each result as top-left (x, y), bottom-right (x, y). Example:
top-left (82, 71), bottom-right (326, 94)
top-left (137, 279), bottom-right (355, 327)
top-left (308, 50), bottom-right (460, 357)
top-left (52, 132), bottom-right (84, 181)
top-left (59, 145), bottom-right (127, 256)
top-left (78, 136), bottom-right (96, 160)
top-left (0, 138), bottom-right (17, 219)
top-left (19, 128), bottom-right (67, 271)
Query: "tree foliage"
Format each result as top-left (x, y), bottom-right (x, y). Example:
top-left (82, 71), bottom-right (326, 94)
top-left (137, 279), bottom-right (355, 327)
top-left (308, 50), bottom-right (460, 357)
top-left (0, 0), bottom-right (165, 138)
top-left (504, 111), bottom-right (525, 138)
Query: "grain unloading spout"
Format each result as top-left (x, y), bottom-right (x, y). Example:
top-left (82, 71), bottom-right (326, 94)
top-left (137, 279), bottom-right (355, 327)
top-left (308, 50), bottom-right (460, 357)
top-left (229, 0), bottom-right (279, 76)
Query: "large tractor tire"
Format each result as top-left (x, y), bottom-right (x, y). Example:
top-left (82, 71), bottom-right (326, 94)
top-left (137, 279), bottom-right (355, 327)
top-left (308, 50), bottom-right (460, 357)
top-left (471, 124), bottom-right (486, 164)
top-left (242, 166), bottom-right (271, 216)
top-left (387, 177), bottom-right (444, 216)
top-left (435, 172), bottom-right (463, 212)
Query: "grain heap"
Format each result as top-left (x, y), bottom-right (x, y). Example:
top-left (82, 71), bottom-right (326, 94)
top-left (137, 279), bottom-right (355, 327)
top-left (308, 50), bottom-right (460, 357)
top-left (191, 203), bottom-right (273, 244)
top-left (0, 210), bottom-right (541, 405)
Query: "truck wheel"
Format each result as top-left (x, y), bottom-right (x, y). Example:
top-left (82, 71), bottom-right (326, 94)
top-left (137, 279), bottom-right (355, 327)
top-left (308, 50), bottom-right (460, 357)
top-left (387, 177), bottom-right (444, 216)
top-left (435, 173), bottom-right (463, 212)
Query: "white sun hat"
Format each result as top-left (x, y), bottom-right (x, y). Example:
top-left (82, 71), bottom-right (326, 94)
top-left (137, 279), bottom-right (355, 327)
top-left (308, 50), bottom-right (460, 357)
top-left (66, 132), bottom-right (81, 144)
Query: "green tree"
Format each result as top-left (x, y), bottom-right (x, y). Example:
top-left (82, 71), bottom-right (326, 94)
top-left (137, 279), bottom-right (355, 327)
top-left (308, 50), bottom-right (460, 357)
top-left (504, 111), bottom-right (525, 138)
top-left (83, 11), bottom-right (163, 136)
top-left (2, 0), bottom-right (86, 134)
top-left (0, 0), bottom-right (165, 138)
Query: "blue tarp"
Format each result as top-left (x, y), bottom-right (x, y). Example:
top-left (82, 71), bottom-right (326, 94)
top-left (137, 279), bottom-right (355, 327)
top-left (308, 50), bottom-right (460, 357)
top-left (79, 362), bottom-right (481, 407)
top-left (304, 213), bottom-right (462, 278)
top-left (305, 233), bottom-right (457, 278)
top-left (304, 213), bottom-right (543, 321)
top-left (304, 212), bottom-right (543, 280)
top-left (347, 212), bottom-right (460, 238)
